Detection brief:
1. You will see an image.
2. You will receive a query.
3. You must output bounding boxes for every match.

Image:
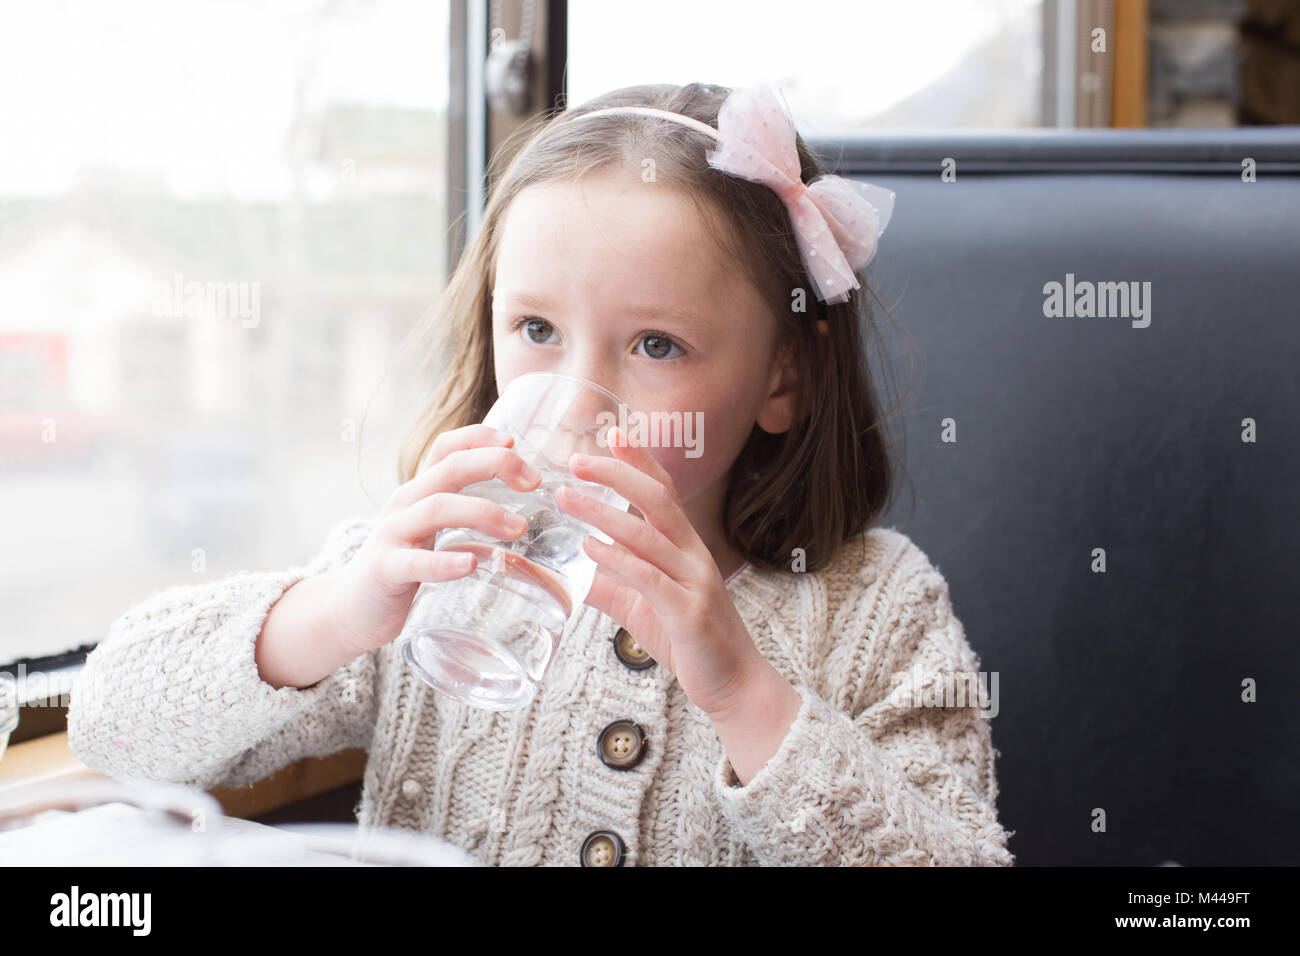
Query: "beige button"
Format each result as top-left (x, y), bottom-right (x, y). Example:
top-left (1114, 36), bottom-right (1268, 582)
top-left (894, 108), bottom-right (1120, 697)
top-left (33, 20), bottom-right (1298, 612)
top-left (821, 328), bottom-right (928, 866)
top-left (612, 627), bottom-right (655, 670)
top-left (401, 778), bottom-right (422, 798)
top-left (581, 830), bottom-right (626, 867)
top-left (597, 719), bottom-right (648, 770)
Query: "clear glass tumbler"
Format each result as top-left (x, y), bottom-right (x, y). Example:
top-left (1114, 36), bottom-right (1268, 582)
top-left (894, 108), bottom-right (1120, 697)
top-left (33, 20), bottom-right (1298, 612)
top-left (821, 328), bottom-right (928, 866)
top-left (397, 372), bottom-right (631, 711)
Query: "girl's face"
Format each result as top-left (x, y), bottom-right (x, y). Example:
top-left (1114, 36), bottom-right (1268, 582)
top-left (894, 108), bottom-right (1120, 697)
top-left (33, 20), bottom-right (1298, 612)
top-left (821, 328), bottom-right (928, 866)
top-left (490, 167), bottom-right (801, 513)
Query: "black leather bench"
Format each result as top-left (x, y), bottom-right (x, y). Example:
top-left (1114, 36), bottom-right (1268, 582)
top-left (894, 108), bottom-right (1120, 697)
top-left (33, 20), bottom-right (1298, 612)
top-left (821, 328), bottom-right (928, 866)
top-left (807, 129), bottom-right (1300, 865)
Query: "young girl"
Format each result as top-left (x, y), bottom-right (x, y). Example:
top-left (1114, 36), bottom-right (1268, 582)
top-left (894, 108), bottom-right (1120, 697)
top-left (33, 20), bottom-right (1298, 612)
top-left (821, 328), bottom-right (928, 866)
top-left (68, 82), bottom-right (1015, 867)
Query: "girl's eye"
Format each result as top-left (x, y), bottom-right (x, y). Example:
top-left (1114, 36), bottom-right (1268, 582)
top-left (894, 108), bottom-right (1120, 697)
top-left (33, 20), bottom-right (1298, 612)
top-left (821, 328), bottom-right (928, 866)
top-left (637, 332), bottom-right (684, 362)
top-left (517, 317), bottom-right (555, 344)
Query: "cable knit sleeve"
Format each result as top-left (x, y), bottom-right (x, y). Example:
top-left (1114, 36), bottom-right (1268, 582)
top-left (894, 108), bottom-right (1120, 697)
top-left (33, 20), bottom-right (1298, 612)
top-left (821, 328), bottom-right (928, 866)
top-left (67, 514), bottom-right (380, 791)
top-left (710, 535), bottom-right (1016, 866)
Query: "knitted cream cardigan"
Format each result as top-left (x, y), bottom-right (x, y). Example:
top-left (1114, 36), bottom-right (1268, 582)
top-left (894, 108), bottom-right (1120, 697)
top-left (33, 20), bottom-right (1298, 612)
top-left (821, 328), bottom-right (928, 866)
top-left (67, 515), bottom-right (1016, 866)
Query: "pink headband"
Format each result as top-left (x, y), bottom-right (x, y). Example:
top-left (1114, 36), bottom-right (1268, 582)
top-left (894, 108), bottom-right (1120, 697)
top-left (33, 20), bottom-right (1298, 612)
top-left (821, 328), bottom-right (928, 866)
top-left (565, 85), bottom-right (895, 306)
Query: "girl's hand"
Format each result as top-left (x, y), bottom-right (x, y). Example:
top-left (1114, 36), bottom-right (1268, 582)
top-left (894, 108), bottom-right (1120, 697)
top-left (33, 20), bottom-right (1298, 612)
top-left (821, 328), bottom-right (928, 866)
top-left (555, 425), bottom-right (766, 720)
top-left (325, 423), bottom-right (542, 656)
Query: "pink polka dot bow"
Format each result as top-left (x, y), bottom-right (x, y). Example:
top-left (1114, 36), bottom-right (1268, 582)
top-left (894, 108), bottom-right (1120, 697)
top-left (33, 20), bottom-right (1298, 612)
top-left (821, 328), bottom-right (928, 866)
top-left (705, 85), bottom-right (895, 305)
top-left (567, 84), bottom-right (895, 306)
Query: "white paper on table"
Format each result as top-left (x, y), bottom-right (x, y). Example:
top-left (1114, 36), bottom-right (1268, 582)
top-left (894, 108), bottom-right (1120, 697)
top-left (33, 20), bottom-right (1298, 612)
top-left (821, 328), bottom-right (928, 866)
top-left (0, 799), bottom-right (481, 866)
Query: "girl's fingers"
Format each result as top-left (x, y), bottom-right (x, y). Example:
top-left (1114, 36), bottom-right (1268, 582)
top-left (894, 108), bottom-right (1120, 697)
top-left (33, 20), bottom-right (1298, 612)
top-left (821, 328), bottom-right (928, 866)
top-left (580, 565), bottom-right (664, 665)
top-left (555, 483), bottom-right (693, 582)
top-left (377, 547), bottom-right (479, 586)
top-left (580, 535), bottom-right (683, 636)
top-left (570, 426), bottom-right (697, 551)
top-left (394, 443), bottom-right (541, 514)
top-left (388, 425), bottom-right (518, 511)
top-left (604, 424), bottom-right (680, 494)
top-left (384, 491), bottom-right (528, 548)
top-left (427, 423), bottom-right (513, 467)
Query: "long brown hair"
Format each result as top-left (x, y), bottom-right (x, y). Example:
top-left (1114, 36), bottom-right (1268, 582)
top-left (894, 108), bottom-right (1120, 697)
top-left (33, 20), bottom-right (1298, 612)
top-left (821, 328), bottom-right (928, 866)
top-left (393, 81), bottom-right (914, 574)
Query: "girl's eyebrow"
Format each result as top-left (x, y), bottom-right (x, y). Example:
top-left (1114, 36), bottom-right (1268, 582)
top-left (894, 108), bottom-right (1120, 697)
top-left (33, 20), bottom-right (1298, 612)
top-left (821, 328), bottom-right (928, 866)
top-left (496, 289), bottom-right (555, 311)
top-left (497, 289), bottom-right (710, 331)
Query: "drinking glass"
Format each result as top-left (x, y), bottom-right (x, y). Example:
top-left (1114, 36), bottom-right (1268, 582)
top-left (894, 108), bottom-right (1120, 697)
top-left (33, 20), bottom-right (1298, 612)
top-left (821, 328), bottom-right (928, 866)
top-left (397, 372), bottom-right (631, 710)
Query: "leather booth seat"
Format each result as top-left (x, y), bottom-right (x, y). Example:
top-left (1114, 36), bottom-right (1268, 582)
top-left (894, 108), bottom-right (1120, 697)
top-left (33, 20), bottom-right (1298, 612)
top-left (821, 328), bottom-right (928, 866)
top-left (804, 129), bottom-right (1300, 865)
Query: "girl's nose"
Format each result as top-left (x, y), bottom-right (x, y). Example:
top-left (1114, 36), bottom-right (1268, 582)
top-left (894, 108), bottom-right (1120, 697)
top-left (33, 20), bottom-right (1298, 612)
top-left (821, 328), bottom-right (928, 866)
top-left (558, 376), bottom-right (626, 446)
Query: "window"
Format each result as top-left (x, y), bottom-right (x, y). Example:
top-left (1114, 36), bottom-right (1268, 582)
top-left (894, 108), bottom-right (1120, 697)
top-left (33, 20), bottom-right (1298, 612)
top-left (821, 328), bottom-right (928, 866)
top-left (0, 0), bottom-right (451, 667)
top-left (567, 0), bottom-right (1044, 130)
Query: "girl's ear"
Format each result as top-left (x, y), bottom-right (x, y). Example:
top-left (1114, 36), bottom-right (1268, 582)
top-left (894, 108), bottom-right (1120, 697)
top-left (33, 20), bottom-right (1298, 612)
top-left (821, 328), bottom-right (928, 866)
top-left (755, 339), bottom-right (803, 435)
